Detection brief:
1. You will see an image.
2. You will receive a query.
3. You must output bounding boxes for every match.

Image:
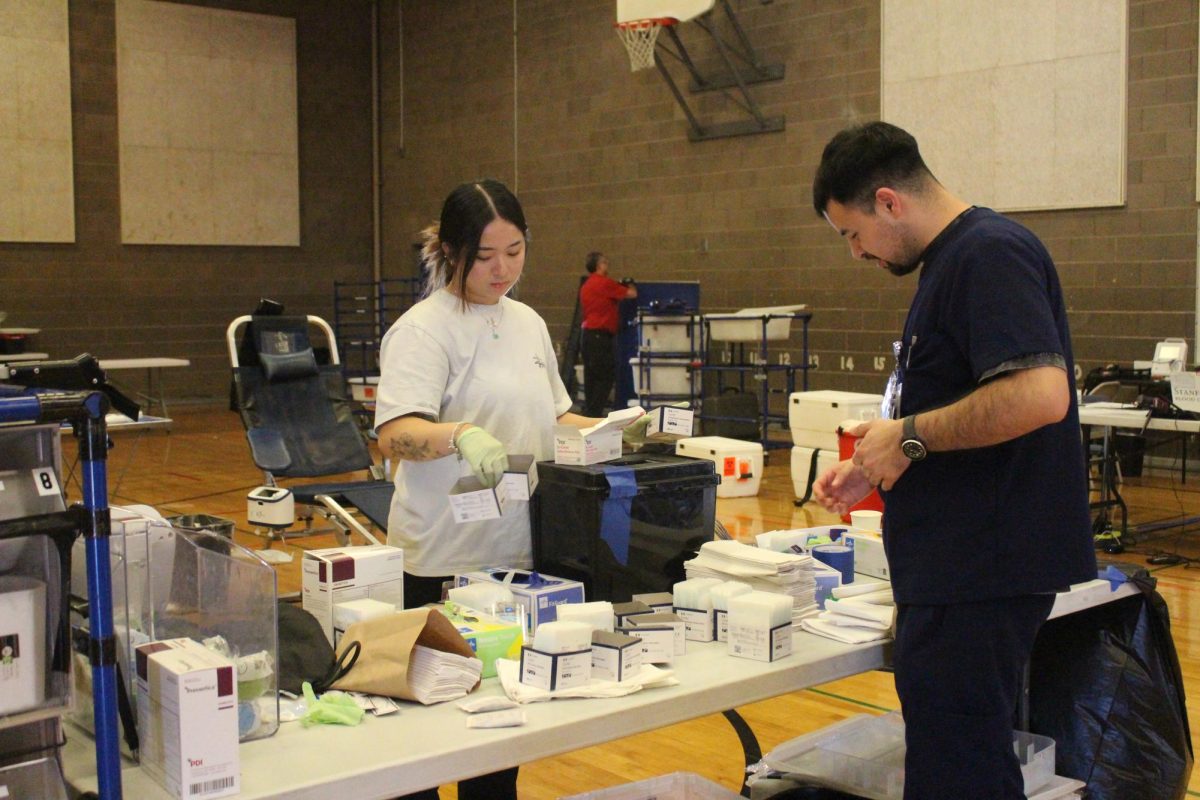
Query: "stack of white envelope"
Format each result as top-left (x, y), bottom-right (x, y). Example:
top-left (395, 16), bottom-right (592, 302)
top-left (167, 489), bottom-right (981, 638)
top-left (683, 539), bottom-right (819, 624)
top-left (408, 644), bottom-right (483, 704)
top-left (799, 585), bottom-right (895, 644)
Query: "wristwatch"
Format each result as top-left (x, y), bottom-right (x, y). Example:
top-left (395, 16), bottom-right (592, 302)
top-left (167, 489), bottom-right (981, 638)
top-left (900, 415), bottom-right (928, 461)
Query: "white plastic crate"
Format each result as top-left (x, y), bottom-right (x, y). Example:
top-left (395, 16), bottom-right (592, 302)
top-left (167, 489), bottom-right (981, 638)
top-left (560, 771), bottom-right (741, 800)
top-left (705, 304), bottom-right (807, 342)
top-left (629, 357), bottom-right (694, 397)
top-left (639, 314), bottom-right (700, 354)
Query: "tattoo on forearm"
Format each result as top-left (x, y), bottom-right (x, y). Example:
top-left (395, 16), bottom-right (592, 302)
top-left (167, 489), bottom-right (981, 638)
top-left (388, 433), bottom-right (434, 460)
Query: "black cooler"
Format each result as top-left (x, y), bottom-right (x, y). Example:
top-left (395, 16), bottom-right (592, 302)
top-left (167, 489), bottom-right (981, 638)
top-left (531, 453), bottom-right (719, 602)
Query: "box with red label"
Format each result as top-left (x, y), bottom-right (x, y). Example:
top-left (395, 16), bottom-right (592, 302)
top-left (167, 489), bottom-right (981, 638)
top-left (302, 545), bottom-right (405, 644)
top-left (675, 436), bottom-right (763, 498)
top-left (135, 638), bottom-right (239, 800)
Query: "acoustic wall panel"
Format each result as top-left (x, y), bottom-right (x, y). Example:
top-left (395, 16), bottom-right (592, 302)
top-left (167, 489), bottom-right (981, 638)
top-left (116, 0), bottom-right (300, 245)
top-left (882, 0), bottom-right (1126, 212)
top-left (0, 0), bottom-right (75, 243)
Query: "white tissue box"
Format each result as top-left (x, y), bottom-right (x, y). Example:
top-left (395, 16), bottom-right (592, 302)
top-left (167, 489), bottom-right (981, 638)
top-left (672, 606), bottom-right (714, 643)
top-left (519, 645), bottom-right (592, 691)
top-left (728, 620), bottom-right (792, 662)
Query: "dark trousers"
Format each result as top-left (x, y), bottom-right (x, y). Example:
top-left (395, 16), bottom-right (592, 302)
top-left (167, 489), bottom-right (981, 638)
top-left (581, 328), bottom-right (616, 417)
top-left (398, 574), bottom-right (519, 800)
top-left (893, 594), bottom-right (1054, 800)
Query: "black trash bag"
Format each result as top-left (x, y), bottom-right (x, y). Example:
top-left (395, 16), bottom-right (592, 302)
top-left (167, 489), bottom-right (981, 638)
top-left (1029, 564), bottom-right (1192, 799)
top-left (277, 600), bottom-right (336, 696)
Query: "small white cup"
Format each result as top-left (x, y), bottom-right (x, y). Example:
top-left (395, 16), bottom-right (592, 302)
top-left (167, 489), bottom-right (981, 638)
top-left (850, 509), bottom-right (883, 531)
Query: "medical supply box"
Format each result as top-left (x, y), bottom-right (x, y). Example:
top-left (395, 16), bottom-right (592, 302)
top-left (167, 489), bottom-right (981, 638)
top-left (441, 603), bottom-right (523, 679)
top-left (302, 545), bottom-right (405, 645)
top-left (675, 436), bottom-right (763, 498)
top-left (135, 638), bottom-right (239, 800)
top-left (788, 390), bottom-right (882, 450)
top-left (555, 407), bottom-right (645, 466)
top-left (531, 454), bottom-right (719, 601)
top-left (454, 568), bottom-right (584, 634)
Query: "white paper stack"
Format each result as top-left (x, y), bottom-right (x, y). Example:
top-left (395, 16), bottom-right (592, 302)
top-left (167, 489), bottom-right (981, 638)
top-left (683, 539), bottom-right (819, 625)
top-left (407, 644), bottom-right (483, 705)
top-left (799, 585), bottom-right (895, 644)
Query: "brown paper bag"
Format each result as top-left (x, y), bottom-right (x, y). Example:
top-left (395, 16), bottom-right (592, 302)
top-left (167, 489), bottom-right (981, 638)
top-left (330, 607), bottom-right (480, 701)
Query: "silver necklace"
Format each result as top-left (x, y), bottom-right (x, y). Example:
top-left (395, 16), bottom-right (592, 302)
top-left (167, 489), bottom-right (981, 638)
top-left (483, 302), bottom-right (504, 339)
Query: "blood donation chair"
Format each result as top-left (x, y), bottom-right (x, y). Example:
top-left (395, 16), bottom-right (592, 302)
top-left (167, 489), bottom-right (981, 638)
top-left (227, 312), bottom-right (391, 546)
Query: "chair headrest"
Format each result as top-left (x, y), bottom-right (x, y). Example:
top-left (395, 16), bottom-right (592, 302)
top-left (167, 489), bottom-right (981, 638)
top-left (254, 318), bottom-right (319, 382)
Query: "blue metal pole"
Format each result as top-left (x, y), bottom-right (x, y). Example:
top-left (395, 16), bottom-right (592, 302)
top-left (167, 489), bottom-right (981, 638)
top-left (77, 392), bottom-right (122, 800)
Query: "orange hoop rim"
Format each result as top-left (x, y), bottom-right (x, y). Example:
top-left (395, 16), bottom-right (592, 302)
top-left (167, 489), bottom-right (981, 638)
top-left (614, 16), bottom-right (678, 30)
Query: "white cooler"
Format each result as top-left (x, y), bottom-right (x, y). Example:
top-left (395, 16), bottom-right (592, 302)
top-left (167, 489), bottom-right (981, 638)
top-left (676, 436), bottom-right (763, 498)
top-left (629, 357), bottom-right (694, 397)
top-left (791, 445), bottom-right (838, 500)
top-left (789, 390), bottom-right (882, 450)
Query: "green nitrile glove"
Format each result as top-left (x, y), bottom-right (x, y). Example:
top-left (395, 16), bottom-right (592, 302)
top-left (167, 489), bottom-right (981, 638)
top-left (621, 412), bottom-right (652, 446)
top-left (456, 426), bottom-right (509, 487)
top-left (300, 681), bottom-right (365, 727)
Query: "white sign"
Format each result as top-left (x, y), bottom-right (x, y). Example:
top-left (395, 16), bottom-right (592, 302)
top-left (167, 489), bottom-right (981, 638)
top-left (1169, 373), bottom-right (1200, 413)
top-left (31, 468), bottom-right (59, 497)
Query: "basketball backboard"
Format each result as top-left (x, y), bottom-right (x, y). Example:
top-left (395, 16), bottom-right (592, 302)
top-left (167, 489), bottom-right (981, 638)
top-left (616, 0), bottom-right (714, 24)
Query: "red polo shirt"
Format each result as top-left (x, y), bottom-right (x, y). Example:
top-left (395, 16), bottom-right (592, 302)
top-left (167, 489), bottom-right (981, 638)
top-left (580, 273), bottom-right (628, 335)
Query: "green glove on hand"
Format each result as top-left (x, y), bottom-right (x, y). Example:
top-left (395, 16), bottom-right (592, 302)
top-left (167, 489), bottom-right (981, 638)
top-left (456, 426), bottom-right (509, 487)
top-left (621, 412), bottom-right (653, 446)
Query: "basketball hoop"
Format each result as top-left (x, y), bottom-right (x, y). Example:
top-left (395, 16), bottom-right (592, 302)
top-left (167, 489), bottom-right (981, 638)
top-left (615, 17), bottom-right (675, 72)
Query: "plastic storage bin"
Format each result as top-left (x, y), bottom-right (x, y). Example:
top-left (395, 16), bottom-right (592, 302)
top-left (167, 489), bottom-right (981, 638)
top-left (675, 436), bottom-right (763, 498)
top-left (560, 771), bottom-right (742, 799)
top-left (639, 314), bottom-right (700, 354)
top-left (531, 454), bottom-right (719, 601)
top-left (704, 305), bottom-right (807, 342)
top-left (789, 391), bottom-right (882, 451)
top-left (629, 357), bottom-right (695, 397)
top-left (761, 712), bottom-right (1057, 800)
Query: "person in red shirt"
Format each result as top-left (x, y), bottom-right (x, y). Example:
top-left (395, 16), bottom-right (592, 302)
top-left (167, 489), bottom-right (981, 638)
top-left (579, 251), bottom-right (636, 416)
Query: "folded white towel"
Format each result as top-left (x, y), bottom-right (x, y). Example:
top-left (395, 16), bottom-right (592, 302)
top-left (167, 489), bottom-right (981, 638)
top-left (494, 659), bottom-right (677, 704)
top-left (800, 617), bottom-right (891, 644)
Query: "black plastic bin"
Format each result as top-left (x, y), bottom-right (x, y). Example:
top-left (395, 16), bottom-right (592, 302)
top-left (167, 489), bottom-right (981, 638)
top-left (531, 454), bottom-right (719, 602)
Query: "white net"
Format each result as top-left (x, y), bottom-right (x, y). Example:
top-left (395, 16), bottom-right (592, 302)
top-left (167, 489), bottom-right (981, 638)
top-left (616, 19), bottom-right (666, 72)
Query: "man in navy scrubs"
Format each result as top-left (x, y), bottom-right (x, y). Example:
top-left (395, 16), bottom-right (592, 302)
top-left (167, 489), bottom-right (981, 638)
top-left (811, 121), bottom-right (1097, 800)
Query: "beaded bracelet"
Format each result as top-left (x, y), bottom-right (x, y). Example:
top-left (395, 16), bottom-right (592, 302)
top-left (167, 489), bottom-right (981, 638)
top-left (446, 421), bottom-right (470, 456)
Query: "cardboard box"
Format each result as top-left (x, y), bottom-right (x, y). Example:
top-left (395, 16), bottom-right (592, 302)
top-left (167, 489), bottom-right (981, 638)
top-left (454, 568), bottom-right (585, 634)
top-left (448, 476), bottom-right (507, 523)
top-left (630, 592), bottom-right (674, 613)
top-left (555, 407), bottom-right (644, 466)
top-left (645, 406), bottom-right (694, 441)
top-left (843, 529), bottom-right (890, 581)
top-left (591, 630), bottom-right (642, 682)
top-left (617, 624), bottom-right (674, 664)
top-left (302, 545), bottom-right (406, 645)
top-left (500, 454), bottom-right (539, 502)
top-left (441, 604), bottom-right (523, 679)
top-left (613, 600), bottom-right (655, 627)
top-left (625, 612), bottom-right (685, 657)
top-left (728, 620), bottom-right (793, 663)
top-left (519, 645), bottom-right (592, 691)
top-left (135, 639), bottom-right (239, 800)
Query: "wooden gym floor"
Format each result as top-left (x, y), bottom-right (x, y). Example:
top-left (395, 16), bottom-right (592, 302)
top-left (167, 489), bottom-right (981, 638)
top-left (65, 405), bottom-right (1200, 798)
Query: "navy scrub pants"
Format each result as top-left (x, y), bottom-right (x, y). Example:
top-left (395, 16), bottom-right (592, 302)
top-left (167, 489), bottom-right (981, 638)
top-left (893, 594), bottom-right (1054, 800)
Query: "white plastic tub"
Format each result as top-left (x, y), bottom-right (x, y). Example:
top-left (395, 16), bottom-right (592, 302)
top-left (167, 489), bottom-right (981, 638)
top-left (629, 357), bottom-right (694, 397)
top-left (639, 314), bottom-right (700, 354)
top-left (704, 304), bottom-right (807, 342)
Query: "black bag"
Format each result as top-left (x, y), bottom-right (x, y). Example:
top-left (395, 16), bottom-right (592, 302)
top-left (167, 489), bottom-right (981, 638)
top-left (1029, 564), bottom-right (1193, 799)
top-left (700, 389), bottom-right (760, 440)
top-left (276, 601), bottom-right (336, 695)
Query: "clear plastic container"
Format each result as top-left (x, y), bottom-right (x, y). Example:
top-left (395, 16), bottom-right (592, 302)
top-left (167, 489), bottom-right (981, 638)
top-left (762, 712), bottom-right (1056, 800)
top-left (560, 771), bottom-right (741, 799)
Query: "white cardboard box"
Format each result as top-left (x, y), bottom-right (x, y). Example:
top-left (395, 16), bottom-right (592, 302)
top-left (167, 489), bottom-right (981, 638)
top-left (499, 454), bottom-right (539, 502)
top-left (788, 391), bottom-right (882, 451)
top-left (0, 576), bottom-right (45, 716)
top-left (302, 545), bottom-right (406, 644)
top-left (646, 406), bottom-right (694, 441)
top-left (590, 630), bottom-right (642, 682)
top-left (843, 529), bottom-right (890, 581)
top-left (555, 407), bottom-right (644, 466)
top-left (135, 638), bottom-right (239, 800)
top-left (455, 568), bottom-right (585, 634)
top-left (448, 476), bottom-right (507, 523)
top-left (728, 620), bottom-right (793, 662)
top-left (675, 436), bottom-right (763, 498)
top-left (519, 645), bottom-right (592, 691)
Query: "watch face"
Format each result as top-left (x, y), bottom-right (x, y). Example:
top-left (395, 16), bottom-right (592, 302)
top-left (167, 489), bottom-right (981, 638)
top-left (901, 439), bottom-right (927, 460)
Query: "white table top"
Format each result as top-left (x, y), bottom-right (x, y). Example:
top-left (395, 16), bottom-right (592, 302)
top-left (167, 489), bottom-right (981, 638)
top-left (0, 352), bottom-right (49, 362)
top-left (98, 358), bottom-right (190, 370)
top-left (64, 634), bottom-right (887, 800)
top-left (1078, 402), bottom-right (1200, 433)
top-left (61, 578), bottom-right (1142, 799)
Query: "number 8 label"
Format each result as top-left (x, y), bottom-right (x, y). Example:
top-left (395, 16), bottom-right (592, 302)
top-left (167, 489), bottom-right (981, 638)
top-left (32, 468), bottom-right (60, 497)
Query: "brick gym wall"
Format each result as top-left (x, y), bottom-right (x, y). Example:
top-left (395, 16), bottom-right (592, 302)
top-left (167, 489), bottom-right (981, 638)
top-left (0, 0), bottom-right (375, 401)
top-left (380, 0), bottom-right (1198, 397)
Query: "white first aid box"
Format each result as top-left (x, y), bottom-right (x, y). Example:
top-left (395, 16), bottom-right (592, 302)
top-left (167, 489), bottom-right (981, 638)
top-left (675, 436), bottom-right (763, 498)
top-left (555, 407), bottom-right (644, 466)
top-left (136, 638), bottom-right (239, 800)
top-left (302, 545), bottom-right (406, 644)
top-left (788, 391), bottom-right (882, 451)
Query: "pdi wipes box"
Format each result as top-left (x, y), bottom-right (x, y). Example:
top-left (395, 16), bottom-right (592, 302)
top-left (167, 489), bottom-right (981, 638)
top-left (554, 406), bottom-right (644, 466)
top-left (454, 568), bottom-right (584, 634)
top-left (135, 638), bottom-right (239, 800)
top-left (302, 545), bottom-right (405, 644)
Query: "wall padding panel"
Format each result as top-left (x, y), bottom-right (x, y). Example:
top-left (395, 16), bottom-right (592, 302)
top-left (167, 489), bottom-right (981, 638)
top-left (882, 0), bottom-right (1126, 212)
top-left (116, 0), bottom-right (299, 245)
top-left (0, 0), bottom-right (75, 243)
